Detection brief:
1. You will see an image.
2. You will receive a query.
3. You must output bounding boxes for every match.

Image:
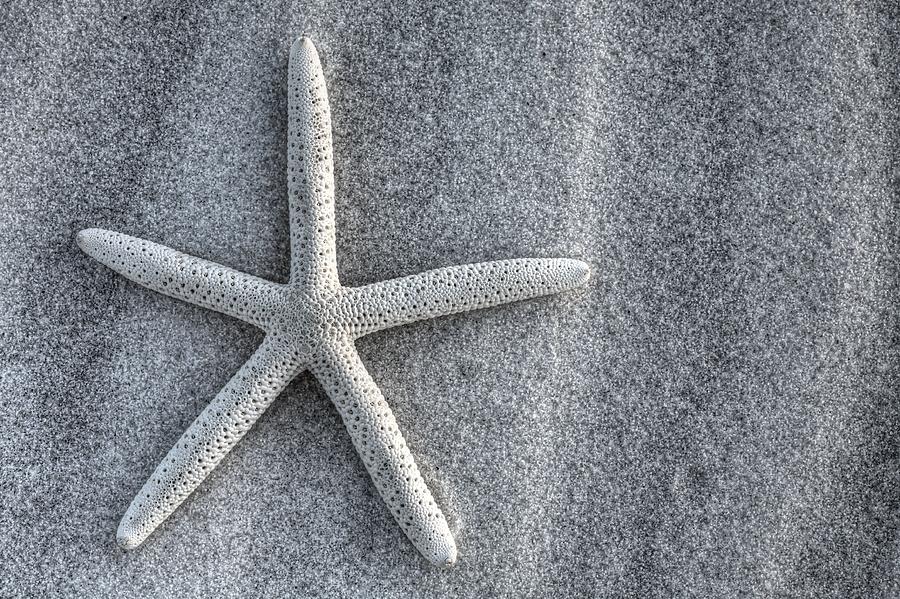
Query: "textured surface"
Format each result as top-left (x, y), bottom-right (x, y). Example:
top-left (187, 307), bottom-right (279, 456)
top-left (2, 0), bottom-right (900, 597)
top-left (76, 39), bottom-right (588, 566)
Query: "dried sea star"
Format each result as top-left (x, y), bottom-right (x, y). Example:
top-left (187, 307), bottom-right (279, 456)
top-left (77, 38), bottom-right (589, 566)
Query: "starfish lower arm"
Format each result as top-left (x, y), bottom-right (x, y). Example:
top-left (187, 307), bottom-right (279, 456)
top-left (310, 341), bottom-right (457, 566)
top-left (117, 337), bottom-right (303, 549)
top-left (344, 258), bottom-right (590, 336)
top-left (76, 228), bottom-right (281, 328)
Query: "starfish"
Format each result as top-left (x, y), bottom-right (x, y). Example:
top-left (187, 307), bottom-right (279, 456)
top-left (76, 38), bottom-right (589, 567)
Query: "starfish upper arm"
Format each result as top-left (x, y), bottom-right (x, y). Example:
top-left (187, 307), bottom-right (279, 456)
top-left (344, 257), bottom-right (590, 336)
top-left (287, 38), bottom-right (339, 291)
top-left (76, 228), bottom-right (282, 328)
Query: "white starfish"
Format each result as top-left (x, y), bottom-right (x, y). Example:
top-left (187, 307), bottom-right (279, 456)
top-left (77, 38), bottom-right (589, 567)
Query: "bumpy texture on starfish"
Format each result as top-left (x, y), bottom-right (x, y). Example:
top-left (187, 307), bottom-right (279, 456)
top-left (77, 38), bottom-right (590, 567)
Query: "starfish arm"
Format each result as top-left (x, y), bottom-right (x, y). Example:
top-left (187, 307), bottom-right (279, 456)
top-left (77, 228), bottom-right (282, 329)
top-left (287, 38), bottom-right (339, 291)
top-left (116, 337), bottom-right (304, 549)
top-left (344, 257), bottom-right (590, 336)
top-left (310, 341), bottom-right (457, 567)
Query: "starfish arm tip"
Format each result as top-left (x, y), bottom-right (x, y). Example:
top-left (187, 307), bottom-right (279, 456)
top-left (75, 227), bottom-right (89, 247)
top-left (75, 227), bottom-right (104, 258)
top-left (115, 518), bottom-right (143, 551)
top-left (432, 540), bottom-right (458, 568)
top-left (291, 36), bottom-right (317, 56)
top-left (566, 258), bottom-right (591, 288)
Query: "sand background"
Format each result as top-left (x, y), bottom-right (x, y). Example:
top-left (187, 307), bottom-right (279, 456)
top-left (2, 1), bottom-right (899, 596)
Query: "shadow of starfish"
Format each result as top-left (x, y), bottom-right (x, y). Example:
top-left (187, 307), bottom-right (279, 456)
top-left (77, 38), bottom-right (589, 567)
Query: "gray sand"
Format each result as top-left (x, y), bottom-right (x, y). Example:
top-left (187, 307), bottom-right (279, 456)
top-left (1, 1), bottom-right (899, 597)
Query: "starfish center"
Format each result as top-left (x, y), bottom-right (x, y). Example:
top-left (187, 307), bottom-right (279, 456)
top-left (268, 286), bottom-right (345, 346)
